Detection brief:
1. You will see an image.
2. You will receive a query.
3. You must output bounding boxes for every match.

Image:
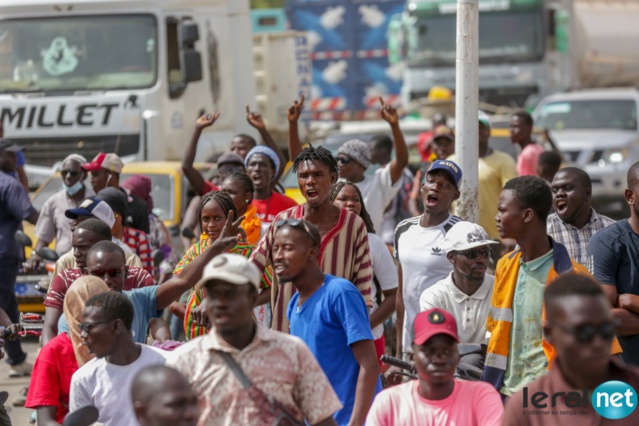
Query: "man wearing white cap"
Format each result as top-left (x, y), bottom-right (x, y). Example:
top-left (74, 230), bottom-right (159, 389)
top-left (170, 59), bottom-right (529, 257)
top-left (419, 221), bottom-right (498, 367)
top-left (168, 253), bottom-right (342, 426)
top-left (28, 154), bottom-right (93, 270)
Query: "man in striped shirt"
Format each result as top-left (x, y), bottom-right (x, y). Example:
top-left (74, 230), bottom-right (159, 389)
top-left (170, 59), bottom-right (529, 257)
top-left (251, 145), bottom-right (373, 332)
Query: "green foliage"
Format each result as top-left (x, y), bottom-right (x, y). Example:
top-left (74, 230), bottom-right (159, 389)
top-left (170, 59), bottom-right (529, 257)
top-left (250, 0), bottom-right (285, 9)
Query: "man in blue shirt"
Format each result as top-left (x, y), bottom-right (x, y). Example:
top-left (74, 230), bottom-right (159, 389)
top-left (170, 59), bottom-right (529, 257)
top-left (274, 219), bottom-right (381, 425)
top-left (76, 227), bottom-right (238, 343)
top-left (0, 139), bottom-right (38, 377)
top-left (588, 160), bottom-right (639, 365)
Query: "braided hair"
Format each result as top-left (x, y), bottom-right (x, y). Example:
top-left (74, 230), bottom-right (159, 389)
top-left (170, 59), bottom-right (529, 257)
top-left (198, 191), bottom-right (239, 225)
top-left (292, 143), bottom-right (338, 175)
top-left (329, 181), bottom-right (376, 233)
top-left (224, 171), bottom-right (254, 194)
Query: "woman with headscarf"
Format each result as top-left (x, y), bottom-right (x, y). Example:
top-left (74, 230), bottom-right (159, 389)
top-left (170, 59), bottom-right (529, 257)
top-left (25, 276), bottom-right (109, 425)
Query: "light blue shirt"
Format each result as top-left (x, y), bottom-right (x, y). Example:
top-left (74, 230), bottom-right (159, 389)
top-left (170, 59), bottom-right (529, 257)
top-left (59, 286), bottom-right (161, 344)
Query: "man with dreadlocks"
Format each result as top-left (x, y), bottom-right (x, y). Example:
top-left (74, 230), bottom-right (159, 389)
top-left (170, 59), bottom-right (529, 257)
top-left (250, 103), bottom-right (373, 332)
top-left (174, 191), bottom-right (274, 338)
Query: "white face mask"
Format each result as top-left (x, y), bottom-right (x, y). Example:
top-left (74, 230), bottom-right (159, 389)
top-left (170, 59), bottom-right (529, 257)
top-left (62, 181), bottom-right (83, 196)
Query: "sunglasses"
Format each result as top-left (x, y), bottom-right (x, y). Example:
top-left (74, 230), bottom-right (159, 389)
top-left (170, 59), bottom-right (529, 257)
top-left (61, 170), bottom-right (81, 178)
top-left (78, 319), bottom-right (113, 334)
top-left (89, 267), bottom-right (124, 279)
top-left (550, 321), bottom-right (617, 343)
top-left (275, 218), bottom-right (320, 246)
top-left (456, 248), bottom-right (491, 260)
top-left (335, 157), bottom-right (352, 165)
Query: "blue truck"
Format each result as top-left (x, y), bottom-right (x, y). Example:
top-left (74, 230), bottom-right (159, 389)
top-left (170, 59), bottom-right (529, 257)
top-left (284, 0), bottom-right (404, 120)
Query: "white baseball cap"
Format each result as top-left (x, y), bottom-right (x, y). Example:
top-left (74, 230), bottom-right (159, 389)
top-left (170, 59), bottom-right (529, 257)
top-left (65, 198), bottom-right (116, 229)
top-left (444, 221), bottom-right (499, 253)
top-left (197, 253), bottom-right (261, 290)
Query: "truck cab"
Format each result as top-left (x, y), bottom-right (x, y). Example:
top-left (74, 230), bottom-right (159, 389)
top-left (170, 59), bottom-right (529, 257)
top-left (0, 0), bottom-right (256, 182)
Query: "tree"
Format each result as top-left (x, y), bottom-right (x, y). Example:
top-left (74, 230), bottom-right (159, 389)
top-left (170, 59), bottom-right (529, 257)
top-left (250, 0), bottom-right (285, 8)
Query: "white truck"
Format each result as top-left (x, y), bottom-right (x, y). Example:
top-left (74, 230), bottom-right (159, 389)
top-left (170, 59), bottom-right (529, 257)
top-left (391, 0), bottom-right (639, 108)
top-left (0, 0), bottom-right (310, 185)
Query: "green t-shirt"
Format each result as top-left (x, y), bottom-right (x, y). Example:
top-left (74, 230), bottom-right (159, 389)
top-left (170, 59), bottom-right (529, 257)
top-left (501, 249), bottom-right (553, 396)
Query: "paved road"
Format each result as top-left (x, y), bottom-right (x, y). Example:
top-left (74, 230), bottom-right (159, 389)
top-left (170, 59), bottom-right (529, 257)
top-left (1, 337), bottom-right (39, 425)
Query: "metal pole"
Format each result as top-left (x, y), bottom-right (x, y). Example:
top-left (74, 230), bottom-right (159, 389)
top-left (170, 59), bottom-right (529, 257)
top-left (454, 0), bottom-right (479, 223)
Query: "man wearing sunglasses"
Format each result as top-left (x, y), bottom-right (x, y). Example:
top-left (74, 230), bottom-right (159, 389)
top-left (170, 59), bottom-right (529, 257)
top-left (28, 154), bottom-right (93, 271)
top-left (503, 275), bottom-right (639, 425)
top-left (69, 291), bottom-right (167, 426)
top-left (419, 221), bottom-right (499, 368)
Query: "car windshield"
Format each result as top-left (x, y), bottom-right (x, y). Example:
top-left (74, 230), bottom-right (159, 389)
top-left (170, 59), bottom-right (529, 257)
top-left (0, 14), bottom-right (157, 93)
top-left (536, 100), bottom-right (638, 131)
top-left (406, 10), bottom-right (543, 67)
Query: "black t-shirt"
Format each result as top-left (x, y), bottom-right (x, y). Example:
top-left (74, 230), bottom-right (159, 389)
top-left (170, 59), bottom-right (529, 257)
top-left (588, 219), bottom-right (639, 365)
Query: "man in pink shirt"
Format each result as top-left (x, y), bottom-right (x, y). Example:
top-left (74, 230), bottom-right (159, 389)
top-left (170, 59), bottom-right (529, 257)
top-left (366, 308), bottom-right (503, 426)
top-left (510, 110), bottom-right (545, 176)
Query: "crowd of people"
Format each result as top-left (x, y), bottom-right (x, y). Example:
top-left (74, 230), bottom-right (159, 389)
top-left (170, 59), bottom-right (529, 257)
top-left (0, 97), bottom-right (639, 426)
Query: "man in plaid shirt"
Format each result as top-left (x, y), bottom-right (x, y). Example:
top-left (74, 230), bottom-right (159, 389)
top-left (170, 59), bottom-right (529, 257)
top-left (547, 167), bottom-right (615, 267)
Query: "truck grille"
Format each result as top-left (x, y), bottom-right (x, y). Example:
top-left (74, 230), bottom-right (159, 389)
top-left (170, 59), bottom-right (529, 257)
top-left (12, 134), bottom-right (140, 167)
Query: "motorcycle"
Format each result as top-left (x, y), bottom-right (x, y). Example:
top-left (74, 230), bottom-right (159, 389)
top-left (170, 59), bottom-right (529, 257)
top-left (15, 231), bottom-right (60, 306)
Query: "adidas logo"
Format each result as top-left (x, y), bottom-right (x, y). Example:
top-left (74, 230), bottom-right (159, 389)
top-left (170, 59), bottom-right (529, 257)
top-left (431, 247), bottom-right (443, 256)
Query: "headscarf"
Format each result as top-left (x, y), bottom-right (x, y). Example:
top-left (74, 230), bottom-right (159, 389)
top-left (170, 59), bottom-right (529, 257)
top-left (244, 146), bottom-right (280, 176)
top-left (336, 139), bottom-right (371, 168)
top-left (121, 174), bottom-right (154, 215)
top-left (63, 276), bottom-right (110, 367)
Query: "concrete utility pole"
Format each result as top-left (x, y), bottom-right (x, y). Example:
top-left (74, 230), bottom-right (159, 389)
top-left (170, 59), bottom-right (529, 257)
top-left (454, 0), bottom-right (479, 223)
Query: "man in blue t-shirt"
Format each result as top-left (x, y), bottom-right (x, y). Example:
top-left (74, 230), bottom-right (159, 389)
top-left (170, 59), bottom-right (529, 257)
top-left (588, 161), bottom-right (639, 366)
top-left (273, 218), bottom-right (381, 425)
top-left (75, 232), bottom-right (237, 343)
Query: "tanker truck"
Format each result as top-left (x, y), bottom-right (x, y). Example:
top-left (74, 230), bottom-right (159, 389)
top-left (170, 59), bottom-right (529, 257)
top-left (389, 0), bottom-right (639, 108)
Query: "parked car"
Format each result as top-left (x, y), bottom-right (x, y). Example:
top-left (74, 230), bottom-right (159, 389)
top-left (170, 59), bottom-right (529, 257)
top-left (533, 88), bottom-right (639, 217)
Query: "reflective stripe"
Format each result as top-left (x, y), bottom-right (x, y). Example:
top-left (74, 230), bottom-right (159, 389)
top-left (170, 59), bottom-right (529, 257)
top-left (488, 306), bottom-right (513, 323)
top-left (485, 352), bottom-right (508, 370)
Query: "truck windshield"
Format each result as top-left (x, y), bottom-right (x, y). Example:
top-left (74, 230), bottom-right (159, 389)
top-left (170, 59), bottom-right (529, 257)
top-left (0, 14), bottom-right (157, 93)
top-left (536, 100), bottom-right (638, 131)
top-left (406, 10), bottom-right (543, 67)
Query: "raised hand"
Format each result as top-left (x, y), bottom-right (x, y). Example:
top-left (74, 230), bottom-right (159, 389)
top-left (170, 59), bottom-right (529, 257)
top-left (195, 112), bottom-right (221, 130)
top-left (380, 97), bottom-right (399, 125)
top-left (287, 94), bottom-right (305, 123)
top-left (246, 105), bottom-right (266, 130)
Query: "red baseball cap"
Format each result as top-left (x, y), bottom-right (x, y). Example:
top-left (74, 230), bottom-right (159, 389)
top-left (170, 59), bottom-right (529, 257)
top-left (82, 152), bottom-right (123, 174)
top-left (413, 308), bottom-right (459, 346)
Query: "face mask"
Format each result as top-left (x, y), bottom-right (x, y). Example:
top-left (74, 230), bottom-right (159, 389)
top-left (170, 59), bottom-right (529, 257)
top-left (63, 181), bottom-right (83, 196)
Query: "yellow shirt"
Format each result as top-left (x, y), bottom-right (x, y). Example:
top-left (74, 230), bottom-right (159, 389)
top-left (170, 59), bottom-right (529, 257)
top-left (449, 150), bottom-right (517, 240)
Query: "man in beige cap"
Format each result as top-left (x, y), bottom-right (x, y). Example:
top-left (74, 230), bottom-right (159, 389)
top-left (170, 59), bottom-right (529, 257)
top-left (168, 253), bottom-right (342, 426)
top-left (82, 152), bottom-right (149, 233)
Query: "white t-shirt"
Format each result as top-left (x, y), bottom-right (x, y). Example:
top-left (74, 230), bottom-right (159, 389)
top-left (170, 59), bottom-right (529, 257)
top-left (69, 344), bottom-right (167, 426)
top-left (419, 271), bottom-right (494, 343)
top-left (394, 215), bottom-right (460, 351)
top-left (353, 165), bottom-right (402, 233)
top-left (368, 232), bottom-right (399, 340)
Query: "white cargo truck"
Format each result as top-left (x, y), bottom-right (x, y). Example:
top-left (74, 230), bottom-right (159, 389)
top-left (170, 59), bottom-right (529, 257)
top-left (0, 0), bottom-right (310, 185)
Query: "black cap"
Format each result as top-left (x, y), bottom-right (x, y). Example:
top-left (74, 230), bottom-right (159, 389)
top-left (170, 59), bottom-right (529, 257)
top-left (0, 139), bottom-right (23, 152)
top-left (96, 187), bottom-right (128, 217)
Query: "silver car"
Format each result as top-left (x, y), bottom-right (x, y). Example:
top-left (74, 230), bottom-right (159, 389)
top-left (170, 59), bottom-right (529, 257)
top-left (534, 88), bottom-right (639, 217)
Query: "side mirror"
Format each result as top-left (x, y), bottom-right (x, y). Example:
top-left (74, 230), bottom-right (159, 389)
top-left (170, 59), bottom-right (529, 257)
top-left (181, 227), bottom-right (196, 239)
top-left (62, 405), bottom-right (99, 426)
top-left (38, 247), bottom-right (60, 263)
top-left (151, 249), bottom-right (165, 267)
top-left (15, 231), bottom-right (33, 247)
top-left (0, 391), bottom-right (8, 406)
top-left (182, 49), bottom-right (202, 83)
top-left (181, 21), bottom-right (200, 45)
